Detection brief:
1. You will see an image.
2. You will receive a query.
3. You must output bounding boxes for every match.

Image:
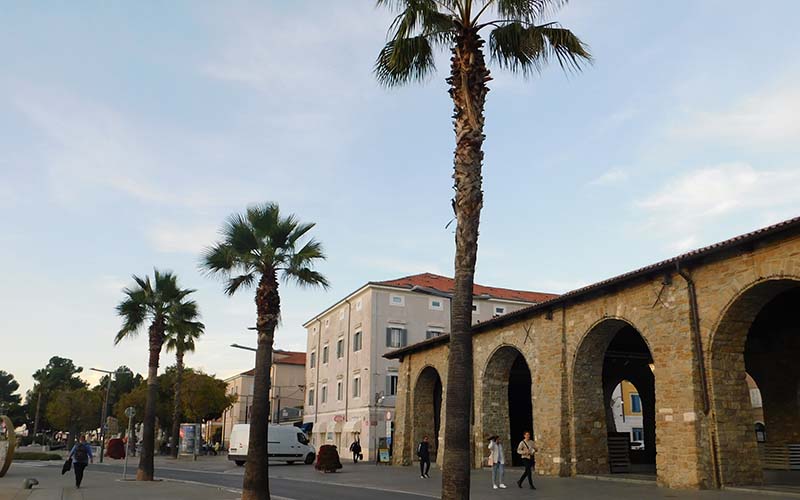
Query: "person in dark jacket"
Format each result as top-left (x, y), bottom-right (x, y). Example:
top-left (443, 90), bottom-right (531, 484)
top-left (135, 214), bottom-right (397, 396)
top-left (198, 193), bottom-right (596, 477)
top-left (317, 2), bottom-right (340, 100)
top-left (348, 438), bottom-right (362, 463)
top-left (417, 435), bottom-right (431, 478)
top-left (68, 435), bottom-right (93, 488)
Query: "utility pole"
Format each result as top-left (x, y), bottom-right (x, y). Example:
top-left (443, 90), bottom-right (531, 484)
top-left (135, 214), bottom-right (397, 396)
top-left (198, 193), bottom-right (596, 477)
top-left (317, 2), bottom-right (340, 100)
top-left (92, 367), bottom-right (125, 464)
top-left (32, 388), bottom-right (42, 446)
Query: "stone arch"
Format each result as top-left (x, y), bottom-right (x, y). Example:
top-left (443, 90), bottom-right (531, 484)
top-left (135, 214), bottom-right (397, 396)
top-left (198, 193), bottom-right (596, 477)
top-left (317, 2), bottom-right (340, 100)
top-left (481, 344), bottom-right (533, 466)
top-left (709, 276), bottom-right (800, 486)
top-left (571, 317), bottom-right (656, 475)
top-left (413, 366), bottom-right (443, 462)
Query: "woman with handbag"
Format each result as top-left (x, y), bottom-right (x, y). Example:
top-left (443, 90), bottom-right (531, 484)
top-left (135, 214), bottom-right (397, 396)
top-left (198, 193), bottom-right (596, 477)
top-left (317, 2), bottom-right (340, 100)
top-left (516, 431), bottom-right (537, 489)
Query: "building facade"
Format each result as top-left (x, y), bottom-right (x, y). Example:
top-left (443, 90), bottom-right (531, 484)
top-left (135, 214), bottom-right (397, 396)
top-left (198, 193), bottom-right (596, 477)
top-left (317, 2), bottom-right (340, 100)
top-left (303, 273), bottom-right (556, 461)
top-left (387, 217), bottom-right (800, 490)
top-left (220, 350), bottom-right (306, 447)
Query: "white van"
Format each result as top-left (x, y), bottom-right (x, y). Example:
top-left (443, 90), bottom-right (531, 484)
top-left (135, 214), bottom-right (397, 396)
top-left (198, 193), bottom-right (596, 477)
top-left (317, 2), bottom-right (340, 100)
top-left (228, 424), bottom-right (315, 466)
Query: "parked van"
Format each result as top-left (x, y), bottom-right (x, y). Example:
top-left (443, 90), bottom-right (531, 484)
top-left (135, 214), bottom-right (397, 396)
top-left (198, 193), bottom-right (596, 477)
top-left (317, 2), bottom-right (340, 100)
top-left (228, 424), bottom-right (315, 466)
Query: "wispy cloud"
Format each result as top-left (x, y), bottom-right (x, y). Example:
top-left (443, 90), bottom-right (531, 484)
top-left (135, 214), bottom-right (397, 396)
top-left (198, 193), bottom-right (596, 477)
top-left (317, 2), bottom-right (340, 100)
top-left (588, 167), bottom-right (629, 186)
top-left (147, 223), bottom-right (219, 254)
top-left (670, 82), bottom-right (800, 148)
top-left (636, 162), bottom-right (800, 251)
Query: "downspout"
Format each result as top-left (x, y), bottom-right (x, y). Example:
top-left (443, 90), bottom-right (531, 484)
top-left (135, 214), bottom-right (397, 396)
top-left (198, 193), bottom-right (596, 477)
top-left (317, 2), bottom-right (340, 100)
top-left (675, 262), bottom-right (721, 488)
top-left (344, 299), bottom-right (352, 421)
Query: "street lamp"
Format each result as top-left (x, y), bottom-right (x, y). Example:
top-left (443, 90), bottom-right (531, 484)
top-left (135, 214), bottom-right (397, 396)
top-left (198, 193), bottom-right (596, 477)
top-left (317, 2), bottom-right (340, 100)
top-left (91, 367), bottom-right (129, 463)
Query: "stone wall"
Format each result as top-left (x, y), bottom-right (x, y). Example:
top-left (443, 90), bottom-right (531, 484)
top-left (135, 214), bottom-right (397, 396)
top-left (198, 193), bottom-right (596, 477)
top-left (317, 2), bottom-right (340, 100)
top-left (391, 231), bottom-right (800, 489)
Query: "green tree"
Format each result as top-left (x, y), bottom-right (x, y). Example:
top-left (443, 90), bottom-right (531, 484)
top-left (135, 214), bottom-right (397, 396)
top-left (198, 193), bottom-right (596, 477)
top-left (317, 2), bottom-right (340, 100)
top-left (114, 269), bottom-right (197, 481)
top-left (179, 370), bottom-right (235, 424)
top-left (27, 357), bottom-right (87, 443)
top-left (92, 367), bottom-right (144, 413)
top-left (0, 371), bottom-right (25, 427)
top-left (45, 387), bottom-right (100, 449)
top-left (374, 2), bottom-right (590, 498)
top-left (165, 302), bottom-right (205, 458)
top-left (203, 203), bottom-right (328, 500)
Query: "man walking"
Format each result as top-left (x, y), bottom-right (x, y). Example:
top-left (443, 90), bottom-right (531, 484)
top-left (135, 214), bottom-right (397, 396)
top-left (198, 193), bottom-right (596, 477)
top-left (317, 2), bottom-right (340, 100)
top-left (417, 435), bottom-right (431, 478)
top-left (68, 435), bottom-right (93, 488)
top-left (349, 438), bottom-right (362, 464)
top-left (516, 431), bottom-right (537, 489)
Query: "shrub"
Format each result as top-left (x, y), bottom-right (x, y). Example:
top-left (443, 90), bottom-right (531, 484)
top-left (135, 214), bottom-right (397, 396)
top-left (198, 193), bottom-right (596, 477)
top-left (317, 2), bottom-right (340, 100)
top-left (13, 452), bottom-right (62, 461)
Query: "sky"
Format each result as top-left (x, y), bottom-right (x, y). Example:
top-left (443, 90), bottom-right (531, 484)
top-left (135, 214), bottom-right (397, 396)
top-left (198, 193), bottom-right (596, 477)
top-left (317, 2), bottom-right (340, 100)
top-left (2, 1), bottom-right (800, 396)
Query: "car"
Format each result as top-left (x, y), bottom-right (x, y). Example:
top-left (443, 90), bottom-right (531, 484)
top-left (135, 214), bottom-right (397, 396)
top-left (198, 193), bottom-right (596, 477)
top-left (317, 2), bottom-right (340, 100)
top-left (227, 424), bottom-right (315, 466)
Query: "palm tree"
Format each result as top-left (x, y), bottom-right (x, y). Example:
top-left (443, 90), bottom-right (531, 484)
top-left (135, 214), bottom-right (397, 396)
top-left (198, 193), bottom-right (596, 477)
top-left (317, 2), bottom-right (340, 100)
top-left (375, 2), bottom-right (591, 498)
top-left (202, 202), bottom-right (328, 500)
top-left (115, 270), bottom-right (196, 481)
top-left (165, 299), bottom-right (205, 459)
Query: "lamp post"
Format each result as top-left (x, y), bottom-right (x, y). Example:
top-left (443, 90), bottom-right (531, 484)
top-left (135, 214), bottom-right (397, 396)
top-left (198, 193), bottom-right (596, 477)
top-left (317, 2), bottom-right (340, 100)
top-left (91, 367), bottom-right (129, 463)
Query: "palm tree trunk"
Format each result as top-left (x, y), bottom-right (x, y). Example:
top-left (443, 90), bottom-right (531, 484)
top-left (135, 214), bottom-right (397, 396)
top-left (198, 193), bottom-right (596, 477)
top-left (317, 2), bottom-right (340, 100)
top-left (242, 271), bottom-right (280, 500)
top-left (441, 29), bottom-right (489, 500)
top-left (170, 350), bottom-right (185, 459)
top-left (138, 321), bottom-right (164, 481)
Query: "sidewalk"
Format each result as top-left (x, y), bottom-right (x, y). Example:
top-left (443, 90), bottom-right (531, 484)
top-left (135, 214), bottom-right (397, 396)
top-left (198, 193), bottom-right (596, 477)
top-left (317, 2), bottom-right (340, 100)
top-left (0, 462), bottom-right (240, 500)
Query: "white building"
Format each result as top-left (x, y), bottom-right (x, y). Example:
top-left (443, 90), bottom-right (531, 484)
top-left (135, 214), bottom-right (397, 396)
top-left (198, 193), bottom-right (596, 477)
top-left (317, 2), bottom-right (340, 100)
top-left (303, 272), bottom-right (556, 460)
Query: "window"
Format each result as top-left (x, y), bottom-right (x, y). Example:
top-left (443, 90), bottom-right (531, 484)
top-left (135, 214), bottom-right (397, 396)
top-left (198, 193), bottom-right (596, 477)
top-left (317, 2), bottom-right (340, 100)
top-left (310, 351), bottom-right (316, 368)
top-left (322, 345), bottom-right (329, 364)
top-left (386, 327), bottom-right (407, 348)
top-left (297, 432), bottom-right (309, 445)
top-left (352, 376), bottom-right (361, 398)
top-left (321, 385), bottom-right (327, 404)
top-left (356, 299), bottom-right (362, 311)
top-left (472, 303), bottom-right (479, 314)
top-left (630, 394), bottom-right (642, 413)
top-left (426, 330), bottom-right (443, 339)
top-left (429, 299), bottom-right (443, 311)
top-left (337, 381), bottom-right (343, 401)
top-left (353, 331), bottom-right (362, 352)
top-left (755, 422), bottom-right (766, 443)
top-left (324, 318), bottom-right (330, 327)
top-left (308, 388), bottom-right (315, 406)
top-left (386, 374), bottom-right (399, 396)
top-left (632, 427), bottom-right (643, 442)
top-left (390, 294), bottom-right (405, 307)
top-left (494, 306), bottom-right (506, 315)
top-left (336, 338), bottom-right (344, 359)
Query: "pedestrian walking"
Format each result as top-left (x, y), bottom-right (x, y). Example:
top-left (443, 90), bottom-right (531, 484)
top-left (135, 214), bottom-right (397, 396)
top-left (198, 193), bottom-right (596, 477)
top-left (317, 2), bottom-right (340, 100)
top-left (487, 435), bottom-right (507, 489)
top-left (417, 436), bottom-right (431, 478)
top-left (67, 435), bottom-right (93, 489)
top-left (516, 431), bottom-right (537, 490)
top-left (349, 438), bottom-right (362, 463)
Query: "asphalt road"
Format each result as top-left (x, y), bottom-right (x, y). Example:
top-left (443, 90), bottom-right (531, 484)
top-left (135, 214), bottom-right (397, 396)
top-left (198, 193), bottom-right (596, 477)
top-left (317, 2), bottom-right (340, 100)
top-left (92, 463), bottom-right (436, 500)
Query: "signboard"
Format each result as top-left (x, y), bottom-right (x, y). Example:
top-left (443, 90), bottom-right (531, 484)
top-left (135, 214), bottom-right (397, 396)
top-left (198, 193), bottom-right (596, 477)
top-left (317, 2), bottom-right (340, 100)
top-left (378, 448), bottom-right (391, 463)
top-left (124, 407), bottom-right (136, 418)
top-left (179, 423), bottom-right (201, 456)
top-left (333, 415), bottom-right (344, 423)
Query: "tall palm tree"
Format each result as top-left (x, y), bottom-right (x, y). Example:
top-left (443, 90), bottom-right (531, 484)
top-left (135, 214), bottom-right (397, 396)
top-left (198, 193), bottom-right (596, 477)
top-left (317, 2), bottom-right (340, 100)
top-left (115, 270), bottom-right (196, 481)
top-left (165, 299), bottom-right (205, 459)
top-left (375, 2), bottom-right (590, 498)
top-left (202, 202), bottom-right (328, 500)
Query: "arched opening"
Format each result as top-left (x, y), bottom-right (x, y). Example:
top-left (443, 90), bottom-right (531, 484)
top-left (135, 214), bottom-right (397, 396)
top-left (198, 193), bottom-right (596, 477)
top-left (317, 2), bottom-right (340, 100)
top-left (413, 367), bottom-right (442, 462)
top-left (711, 279), bottom-right (800, 486)
top-left (481, 346), bottom-right (533, 466)
top-left (573, 319), bottom-right (656, 475)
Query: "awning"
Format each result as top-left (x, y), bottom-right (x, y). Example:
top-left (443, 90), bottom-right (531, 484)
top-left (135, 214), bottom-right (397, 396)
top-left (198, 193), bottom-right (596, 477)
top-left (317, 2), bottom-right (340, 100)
top-left (315, 422), bottom-right (329, 434)
top-left (333, 420), bottom-right (344, 433)
top-left (342, 419), bottom-right (363, 434)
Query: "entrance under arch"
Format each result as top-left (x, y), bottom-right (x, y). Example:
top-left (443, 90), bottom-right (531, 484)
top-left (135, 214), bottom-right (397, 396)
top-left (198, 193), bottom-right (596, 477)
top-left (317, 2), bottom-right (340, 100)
top-left (573, 319), bottom-right (656, 475)
top-left (413, 367), bottom-right (442, 462)
top-left (711, 280), bottom-right (800, 486)
top-left (482, 346), bottom-right (533, 466)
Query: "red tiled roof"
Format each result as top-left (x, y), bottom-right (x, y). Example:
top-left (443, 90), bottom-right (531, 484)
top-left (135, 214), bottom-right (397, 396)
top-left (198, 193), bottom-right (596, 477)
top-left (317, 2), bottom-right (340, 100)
top-left (273, 351), bottom-right (306, 366)
top-left (375, 273), bottom-right (558, 304)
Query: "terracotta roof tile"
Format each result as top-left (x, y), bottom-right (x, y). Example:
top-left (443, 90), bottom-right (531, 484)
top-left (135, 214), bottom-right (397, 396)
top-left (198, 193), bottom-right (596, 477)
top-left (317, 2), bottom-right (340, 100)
top-left (375, 273), bottom-right (558, 304)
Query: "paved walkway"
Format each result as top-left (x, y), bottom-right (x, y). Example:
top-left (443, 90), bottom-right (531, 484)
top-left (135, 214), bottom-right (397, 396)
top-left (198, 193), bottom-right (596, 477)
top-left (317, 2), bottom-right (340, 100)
top-left (0, 462), bottom-right (242, 500)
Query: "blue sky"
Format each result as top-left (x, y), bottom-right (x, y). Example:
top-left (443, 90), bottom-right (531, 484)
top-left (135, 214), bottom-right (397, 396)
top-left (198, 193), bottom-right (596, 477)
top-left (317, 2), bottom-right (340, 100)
top-left (2, 1), bottom-right (799, 395)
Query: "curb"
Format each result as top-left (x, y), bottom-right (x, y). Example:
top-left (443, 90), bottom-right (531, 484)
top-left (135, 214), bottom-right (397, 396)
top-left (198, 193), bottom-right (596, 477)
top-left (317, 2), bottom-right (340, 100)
top-left (573, 474), bottom-right (657, 486)
top-left (724, 486), bottom-right (800, 499)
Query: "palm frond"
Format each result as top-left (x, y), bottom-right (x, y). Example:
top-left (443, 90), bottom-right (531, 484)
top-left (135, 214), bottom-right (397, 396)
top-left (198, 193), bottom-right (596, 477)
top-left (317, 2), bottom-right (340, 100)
top-left (225, 273), bottom-right (257, 296)
top-left (223, 213), bottom-right (260, 255)
top-left (489, 21), bottom-right (590, 75)
top-left (282, 267), bottom-right (330, 289)
top-left (375, 36), bottom-right (437, 87)
top-left (202, 243), bottom-right (237, 276)
top-left (495, 0), bottom-right (567, 23)
top-left (246, 203), bottom-right (281, 242)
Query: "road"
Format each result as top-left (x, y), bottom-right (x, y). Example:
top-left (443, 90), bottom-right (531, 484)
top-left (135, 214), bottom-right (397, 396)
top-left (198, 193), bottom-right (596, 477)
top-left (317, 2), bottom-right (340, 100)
top-left (92, 462), bottom-right (437, 500)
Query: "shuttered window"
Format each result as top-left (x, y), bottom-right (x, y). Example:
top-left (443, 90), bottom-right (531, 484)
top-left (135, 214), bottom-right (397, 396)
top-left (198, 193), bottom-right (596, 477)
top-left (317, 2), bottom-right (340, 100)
top-left (386, 327), bottom-right (407, 348)
top-left (353, 332), bottom-right (362, 352)
top-left (386, 374), bottom-right (399, 396)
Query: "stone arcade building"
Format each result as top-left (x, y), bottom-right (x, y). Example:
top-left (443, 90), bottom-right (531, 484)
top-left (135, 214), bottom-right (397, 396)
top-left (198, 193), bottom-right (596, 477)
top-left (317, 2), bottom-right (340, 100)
top-left (386, 216), bottom-right (800, 490)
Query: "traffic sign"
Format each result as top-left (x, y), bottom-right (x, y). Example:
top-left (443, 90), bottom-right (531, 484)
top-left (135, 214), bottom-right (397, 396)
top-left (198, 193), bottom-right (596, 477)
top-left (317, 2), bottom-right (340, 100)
top-left (125, 407), bottom-right (136, 418)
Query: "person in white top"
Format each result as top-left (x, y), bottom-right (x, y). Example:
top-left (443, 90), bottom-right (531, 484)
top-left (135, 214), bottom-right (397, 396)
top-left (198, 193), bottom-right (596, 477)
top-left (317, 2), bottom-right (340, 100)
top-left (487, 435), bottom-right (507, 489)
